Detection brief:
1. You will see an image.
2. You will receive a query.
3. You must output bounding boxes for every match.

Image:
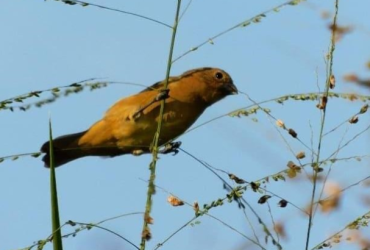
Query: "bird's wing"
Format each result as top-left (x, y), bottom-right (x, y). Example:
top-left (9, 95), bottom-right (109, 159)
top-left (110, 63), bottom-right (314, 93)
top-left (139, 76), bottom-right (180, 93)
top-left (78, 79), bottom-right (179, 147)
top-left (106, 75), bottom-right (183, 120)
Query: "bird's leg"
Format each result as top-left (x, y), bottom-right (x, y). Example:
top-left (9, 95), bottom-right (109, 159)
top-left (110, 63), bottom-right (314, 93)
top-left (132, 89), bottom-right (170, 120)
top-left (160, 141), bottom-right (182, 155)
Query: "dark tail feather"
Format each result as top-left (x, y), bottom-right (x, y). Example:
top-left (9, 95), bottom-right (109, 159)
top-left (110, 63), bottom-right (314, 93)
top-left (41, 131), bottom-right (87, 168)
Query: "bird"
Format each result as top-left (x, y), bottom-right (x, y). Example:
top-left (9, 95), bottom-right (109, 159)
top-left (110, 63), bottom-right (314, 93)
top-left (41, 67), bottom-right (238, 167)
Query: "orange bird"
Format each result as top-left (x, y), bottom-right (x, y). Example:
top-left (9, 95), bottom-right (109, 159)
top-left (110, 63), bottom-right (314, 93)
top-left (41, 67), bottom-right (238, 167)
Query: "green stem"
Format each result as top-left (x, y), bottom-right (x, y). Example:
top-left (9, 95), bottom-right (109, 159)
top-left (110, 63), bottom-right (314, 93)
top-left (56, 0), bottom-right (172, 28)
top-left (140, 1), bottom-right (182, 249)
top-left (305, 0), bottom-right (339, 249)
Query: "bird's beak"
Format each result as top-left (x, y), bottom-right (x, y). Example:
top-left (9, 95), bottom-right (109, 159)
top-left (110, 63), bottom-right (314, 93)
top-left (227, 82), bottom-right (238, 95)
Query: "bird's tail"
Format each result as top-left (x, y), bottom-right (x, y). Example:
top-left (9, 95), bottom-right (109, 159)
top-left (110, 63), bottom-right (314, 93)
top-left (41, 131), bottom-right (87, 168)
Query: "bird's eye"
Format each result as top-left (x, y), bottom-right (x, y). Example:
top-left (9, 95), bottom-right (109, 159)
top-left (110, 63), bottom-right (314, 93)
top-left (215, 72), bottom-right (223, 80)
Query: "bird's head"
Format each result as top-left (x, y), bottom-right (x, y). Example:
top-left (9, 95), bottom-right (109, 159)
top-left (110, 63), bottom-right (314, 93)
top-left (181, 67), bottom-right (238, 105)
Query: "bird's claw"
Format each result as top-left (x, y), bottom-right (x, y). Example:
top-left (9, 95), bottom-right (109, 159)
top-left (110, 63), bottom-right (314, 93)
top-left (155, 89), bottom-right (170, 101)
top-left (160, 141), bottom-right (182, 155)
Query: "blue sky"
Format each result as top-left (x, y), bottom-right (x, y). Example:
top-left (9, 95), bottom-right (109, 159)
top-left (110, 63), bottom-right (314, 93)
top-left (1, 0), bottom-right (370, 250)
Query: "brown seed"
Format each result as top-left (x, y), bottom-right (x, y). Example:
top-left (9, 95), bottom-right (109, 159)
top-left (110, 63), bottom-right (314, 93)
top-left (274, 222), bottom-right (287, 239)
top-left (145, 214), bottom-right (154, 224)
top-left (287, 161), bottom-right (297, 169)
top-left (296, 151), bottom-right (306, 159)
top-left (287, 168), bottom-right (297, 178)
top-left (250, 182), bottom-right (260, 192)
top-left (360, 104), bottom-right (369, 114)
top-left (276, 119), bottom-right (285, 128)
top-left (258, 195), bottom-right (272, 204)
top-left (343, 74), bottom-right (358, 82)
top-left (228, 173), bottom-right (246, 184)
top-left (167, 195), bottom-right (184, 206)
top-left (288, 128), bottom-right (297, 138)
top-left (348, 94), bottom-right (358, 101)
top-left (319, 182), bottom-right (341, 213)
top-left (322, 96), bottom-right (328, 106)
top-left (193, 201), bottom-right (199, 213)
top-left (349, 116), bottom-right (359, 124)
top-left (278, 199), bottom-right (288, 208)
top-left (287, 161), bottom-right (301, 171)
top-left (142, 228), bottom-right (152, 241)
top-left (316, 103), bottom-right (325, 110)
top-left (329, 75), bottom-right (336, 89)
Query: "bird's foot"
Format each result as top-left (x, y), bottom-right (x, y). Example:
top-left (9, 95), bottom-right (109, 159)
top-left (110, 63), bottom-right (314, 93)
top-left (155, 89), bottom-right (170, 101)
top-left (160, 141), bottom-right (182, 155)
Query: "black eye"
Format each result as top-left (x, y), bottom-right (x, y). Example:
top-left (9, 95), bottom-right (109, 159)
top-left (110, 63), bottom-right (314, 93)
top-left (215, 72), bottom-right (223, 80)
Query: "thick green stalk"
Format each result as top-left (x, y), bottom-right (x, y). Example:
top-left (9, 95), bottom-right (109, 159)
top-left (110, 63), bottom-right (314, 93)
top-left (48, 119), bottom-right (63, 250)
